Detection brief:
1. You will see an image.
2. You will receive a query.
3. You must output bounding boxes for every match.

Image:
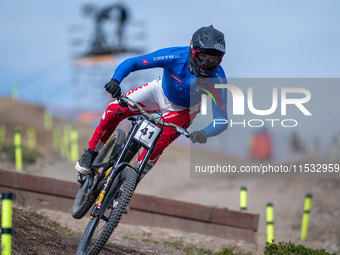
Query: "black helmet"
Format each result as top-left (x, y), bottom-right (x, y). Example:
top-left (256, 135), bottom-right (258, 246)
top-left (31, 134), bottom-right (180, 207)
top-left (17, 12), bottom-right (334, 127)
top-left (189, 25), bottom-right (226, 78)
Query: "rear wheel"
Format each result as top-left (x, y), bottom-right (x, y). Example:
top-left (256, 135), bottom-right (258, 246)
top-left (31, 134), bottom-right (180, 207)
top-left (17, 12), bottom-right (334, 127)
top-left (76, 167), bottom-right (137, 255)
top-left (71, 129), bottom-right (126, 219)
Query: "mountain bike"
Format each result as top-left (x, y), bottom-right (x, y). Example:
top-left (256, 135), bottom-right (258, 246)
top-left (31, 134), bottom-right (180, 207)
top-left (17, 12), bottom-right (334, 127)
top-left (72, 95), bottom-right (191, 255)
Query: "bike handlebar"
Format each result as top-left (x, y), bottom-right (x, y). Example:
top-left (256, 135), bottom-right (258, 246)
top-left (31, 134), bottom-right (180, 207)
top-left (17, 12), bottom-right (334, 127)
top-left (118, 96), bottom-right (191, 138)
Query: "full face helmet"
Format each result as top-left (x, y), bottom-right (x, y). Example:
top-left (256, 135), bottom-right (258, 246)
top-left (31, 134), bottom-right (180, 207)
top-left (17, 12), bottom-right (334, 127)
top-left (188, 25), bottom-right (226, 78)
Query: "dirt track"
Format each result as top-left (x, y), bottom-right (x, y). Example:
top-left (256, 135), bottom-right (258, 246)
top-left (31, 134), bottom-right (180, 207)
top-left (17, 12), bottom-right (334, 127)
top-left (1, 97), bottom-right (340, 254)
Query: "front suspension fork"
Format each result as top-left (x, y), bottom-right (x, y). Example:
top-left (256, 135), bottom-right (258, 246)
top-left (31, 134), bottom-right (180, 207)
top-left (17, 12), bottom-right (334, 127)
top-left (90, 162), bottom-right (137, 217)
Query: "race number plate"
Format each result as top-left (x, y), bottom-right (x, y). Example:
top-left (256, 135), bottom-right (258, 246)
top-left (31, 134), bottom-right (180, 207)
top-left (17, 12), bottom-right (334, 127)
top-left (134, 119), bottom-right (161, 148)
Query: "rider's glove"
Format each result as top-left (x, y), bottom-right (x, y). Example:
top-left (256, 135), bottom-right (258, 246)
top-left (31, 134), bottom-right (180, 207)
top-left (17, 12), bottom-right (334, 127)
top-left (190, 130), bottom-right (208, 144)
top-left (105, 78), bottom-right (121, 98)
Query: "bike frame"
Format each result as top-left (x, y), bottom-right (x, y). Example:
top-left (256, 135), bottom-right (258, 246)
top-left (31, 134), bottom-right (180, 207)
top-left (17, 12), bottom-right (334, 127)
top-left (74, 95), bottom-right (192, 254)
top-left (89, 115), bottom-right (163, 217)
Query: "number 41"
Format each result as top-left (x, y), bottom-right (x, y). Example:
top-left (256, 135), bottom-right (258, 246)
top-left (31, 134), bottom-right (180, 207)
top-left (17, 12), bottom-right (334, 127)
top-left (140, 127), bottom-right (154, 139)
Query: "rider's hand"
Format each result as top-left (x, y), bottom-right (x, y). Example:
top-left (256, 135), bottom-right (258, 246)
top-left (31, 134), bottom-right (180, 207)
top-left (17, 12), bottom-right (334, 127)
top-left (105, 79), bottom-right (121, 98)
top-left (190, 130), bottom-right (208, 144)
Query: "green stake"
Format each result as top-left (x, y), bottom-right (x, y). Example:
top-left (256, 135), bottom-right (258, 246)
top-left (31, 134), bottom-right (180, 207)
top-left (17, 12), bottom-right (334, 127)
top-left (266, 203), bottom-right (274, 243)
top-left (52, 127), bottom-right (62, 152)
top-left (0, 125), bottom-right (6, 145)
top-left (25, 127), bottom-right (36, 149)
top-left (240, 186), bottom-right (247, 212)
top-left (14, 127), bottom-right (23, 172)
top-left (70, 128), bottom-right (79, 163)
top-left (1, 192), bottom-right (15, 255)
top-left (301, 193), bottom-right (312, 241)
top-left (61, 125), bottom-right (71, 159)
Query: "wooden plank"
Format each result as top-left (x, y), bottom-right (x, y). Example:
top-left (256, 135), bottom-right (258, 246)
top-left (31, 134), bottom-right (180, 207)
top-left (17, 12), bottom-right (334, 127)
top-left (0, 186), bottom-right (257, 243)
top-left (129, 193), bottom-right (212, 221)
top-left (129, 193), bottom-right (259, 230)
top-left (0, 169), bottom-right (21, 188)
top-left (0, 169), bottom-right (78, 198)
top-left (0, 186), bottom-right (74, 213)
top-left (121, 210), bottom-right (257, 243)
top-left (0, 168), bottom-right (259, 239)
top-left (18, 174), bottom-right (78, 199)
top-left (211, 207), bottom-right (259, 231)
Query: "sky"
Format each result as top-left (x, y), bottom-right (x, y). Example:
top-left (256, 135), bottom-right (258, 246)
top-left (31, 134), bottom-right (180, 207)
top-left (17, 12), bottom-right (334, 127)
top-left (1, 0), bottom-right (340, 160)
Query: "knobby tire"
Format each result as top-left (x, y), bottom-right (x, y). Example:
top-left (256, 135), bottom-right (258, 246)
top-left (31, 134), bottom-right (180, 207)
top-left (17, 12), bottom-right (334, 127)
top-left (76, 167), bottom-right (137, 255)
top-left (71, 129), bottom-right (126, 219)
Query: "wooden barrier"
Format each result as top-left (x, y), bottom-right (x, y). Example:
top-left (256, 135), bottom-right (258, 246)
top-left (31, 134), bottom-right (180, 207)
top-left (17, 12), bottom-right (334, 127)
top-left (0, 169), bottom-right (259, 243)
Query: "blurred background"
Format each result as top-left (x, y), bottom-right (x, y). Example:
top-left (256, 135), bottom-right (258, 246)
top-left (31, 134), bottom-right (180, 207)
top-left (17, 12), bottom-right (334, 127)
top-left (1, 2), bottom-right (340, 251)
top-left (1, 0), bottom-right (340, 162)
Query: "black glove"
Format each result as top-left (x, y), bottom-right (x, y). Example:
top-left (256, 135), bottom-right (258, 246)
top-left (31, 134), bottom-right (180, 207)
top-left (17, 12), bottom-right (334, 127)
top-left (105, 79), bottom-right (121, 98)
top-left (190, 130), bottom-right (208, 144)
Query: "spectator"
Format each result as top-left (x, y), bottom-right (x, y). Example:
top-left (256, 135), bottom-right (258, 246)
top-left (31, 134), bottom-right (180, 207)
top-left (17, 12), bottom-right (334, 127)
top-left (249, 128), bottom-right (273, 161)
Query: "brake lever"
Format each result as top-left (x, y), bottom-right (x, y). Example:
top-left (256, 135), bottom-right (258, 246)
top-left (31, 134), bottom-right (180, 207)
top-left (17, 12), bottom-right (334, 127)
top-left (118, 96), bottom-right (128, 108)
top-left (183, 130), bottom-right (191, 138)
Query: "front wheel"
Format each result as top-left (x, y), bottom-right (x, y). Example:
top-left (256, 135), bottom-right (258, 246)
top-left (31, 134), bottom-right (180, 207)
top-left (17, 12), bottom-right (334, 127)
top-left (76, 167), bottom-right (137, 255)
top-left (71, 129), bottom-right (126, 219)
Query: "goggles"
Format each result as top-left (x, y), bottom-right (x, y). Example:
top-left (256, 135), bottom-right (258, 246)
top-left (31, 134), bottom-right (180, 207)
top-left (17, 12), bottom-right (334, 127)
top-left (192, 50), bottom-right (222, 67)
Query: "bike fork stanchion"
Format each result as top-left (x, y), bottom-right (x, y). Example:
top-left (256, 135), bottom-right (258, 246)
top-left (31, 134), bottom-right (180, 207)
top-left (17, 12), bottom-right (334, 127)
top-left (1, 192), bottom-right (15, 255)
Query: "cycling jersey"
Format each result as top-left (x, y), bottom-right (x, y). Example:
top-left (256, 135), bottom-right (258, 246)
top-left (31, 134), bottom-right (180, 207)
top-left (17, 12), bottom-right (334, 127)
top-left (112, 46), bottom-right (228, 137)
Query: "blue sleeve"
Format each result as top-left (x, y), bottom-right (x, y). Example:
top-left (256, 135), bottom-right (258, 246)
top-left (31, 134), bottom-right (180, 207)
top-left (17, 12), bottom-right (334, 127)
top-left (202, 70), bottom-right (228, 137)
top-left (112, 47), bottom-right (179, 82)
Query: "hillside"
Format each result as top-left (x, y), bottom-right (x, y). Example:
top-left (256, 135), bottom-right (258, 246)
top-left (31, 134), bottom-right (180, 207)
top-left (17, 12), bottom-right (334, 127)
top-left (1, 96), bottom-right (340, 254)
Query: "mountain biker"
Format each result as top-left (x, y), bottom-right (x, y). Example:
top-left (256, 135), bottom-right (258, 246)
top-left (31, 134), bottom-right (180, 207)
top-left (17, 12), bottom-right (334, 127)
top-left (75, 25), bottom-right (229, 178)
